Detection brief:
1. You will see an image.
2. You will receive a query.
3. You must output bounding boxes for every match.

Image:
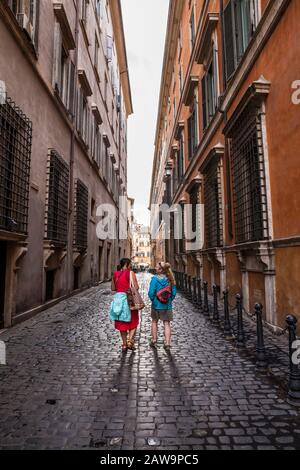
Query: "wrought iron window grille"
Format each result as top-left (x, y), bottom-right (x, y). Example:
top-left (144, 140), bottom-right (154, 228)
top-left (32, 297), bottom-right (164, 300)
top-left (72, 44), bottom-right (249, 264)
top-left (229, 104), bottom-right (269, 244)
top-left (45, 149), bottom-right (69, 246)
top-left (0, 95), bottom-right (32, 234)
top-left (73, 179), bottom-right (88, 253)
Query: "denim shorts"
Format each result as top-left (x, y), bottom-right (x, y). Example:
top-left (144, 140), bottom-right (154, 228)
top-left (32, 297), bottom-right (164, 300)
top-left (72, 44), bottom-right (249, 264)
top-left (151, 308), bottom-right (173, 322)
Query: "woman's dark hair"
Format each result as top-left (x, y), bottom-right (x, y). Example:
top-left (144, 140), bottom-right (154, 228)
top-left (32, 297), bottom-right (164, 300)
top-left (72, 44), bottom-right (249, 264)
top-left (120, 258), bottom-right (131, 269)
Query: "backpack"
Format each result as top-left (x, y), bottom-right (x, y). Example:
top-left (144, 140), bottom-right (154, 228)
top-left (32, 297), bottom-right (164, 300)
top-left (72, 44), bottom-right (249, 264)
top-left (156, 284), bottom-right (172, 304)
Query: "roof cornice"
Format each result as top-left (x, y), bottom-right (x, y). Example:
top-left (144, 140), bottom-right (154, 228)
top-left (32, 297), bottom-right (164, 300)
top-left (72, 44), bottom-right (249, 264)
top-left (109, 0), bottom-right (133, 116)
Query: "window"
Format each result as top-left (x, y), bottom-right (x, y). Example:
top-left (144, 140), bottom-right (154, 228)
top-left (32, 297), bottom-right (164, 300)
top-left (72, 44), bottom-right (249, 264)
top-left (95, 0), bottom-right (103, 21)
top-left (177, 131), bottom-right (185, 184)
top-left (179, 66), bottom-right (183, 94)
top-left (94, 34), bottom-right (99, 71)
top-left (8, 0), bottom-right (40, 47)
top-left (223, 0), bottom-right (258, 80)
top-left (81, 0), bottom-right (89, 25)
top-left (77, 88), bottom-right (90, 147)
top-left (45, 150), bottom-right (69, 246)
top-left (173, 98), bottom-right (176, 122)
top-left (91, 198), bottom-right (96, 217)
top-left (229, 104), bottom-right (268, 244)
top-left (202, 43), bottom-right (218, 130)
top-left (106, 34), bottom-right (113, 62)
top-left (188, 95), bottom-right (198, 159)
top-left (189, 6), bottom-right (196, 51)
top-left (74, 179), bottom-right (88, 253)
top-left (0, 94), bottom-right (32, 234)
top-left (104, 74), bottom-right (108, 103)
top-left (190, 186), bottom-right (199, 236)
top-left (53, 21), bottom-right (75, 114)
top-left (204, 160), bottom-right (223, 248)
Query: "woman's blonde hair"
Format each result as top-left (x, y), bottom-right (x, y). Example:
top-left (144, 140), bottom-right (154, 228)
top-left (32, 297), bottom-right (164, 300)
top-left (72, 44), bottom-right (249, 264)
top-left (159, 262), bottom-right (176, 286)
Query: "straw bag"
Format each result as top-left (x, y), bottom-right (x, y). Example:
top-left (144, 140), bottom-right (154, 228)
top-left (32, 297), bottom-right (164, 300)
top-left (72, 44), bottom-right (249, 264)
top-left (126, 272), bottom-right (145, 311)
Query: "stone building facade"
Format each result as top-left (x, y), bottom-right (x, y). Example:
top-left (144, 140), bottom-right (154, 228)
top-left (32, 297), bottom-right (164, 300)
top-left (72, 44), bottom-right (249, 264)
top-left (0, 0), bottom-right (133, 328)
top-left (132, 224), bottom-right (151, 269)
top-left (150, 0), bottom-right (300, 329)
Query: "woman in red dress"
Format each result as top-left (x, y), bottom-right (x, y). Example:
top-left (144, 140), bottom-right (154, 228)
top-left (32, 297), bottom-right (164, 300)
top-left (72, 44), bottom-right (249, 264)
top-left (111, 258), bottom-right (140, 352)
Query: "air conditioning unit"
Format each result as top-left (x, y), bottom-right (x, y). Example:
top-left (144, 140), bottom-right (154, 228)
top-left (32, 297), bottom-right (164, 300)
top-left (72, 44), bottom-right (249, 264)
top-left (17, 13), bottom-right (34, 42)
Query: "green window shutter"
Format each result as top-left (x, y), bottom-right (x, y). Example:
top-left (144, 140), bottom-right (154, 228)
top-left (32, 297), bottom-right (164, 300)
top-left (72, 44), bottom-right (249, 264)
top-left (223, 0), bottom-right (236, 80)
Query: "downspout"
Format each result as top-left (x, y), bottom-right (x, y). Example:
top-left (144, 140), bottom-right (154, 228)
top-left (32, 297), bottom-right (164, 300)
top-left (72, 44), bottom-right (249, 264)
top-left (67, 0), bottom-right (80, 292)
top-left (220, 0), bottom-right (233, 239)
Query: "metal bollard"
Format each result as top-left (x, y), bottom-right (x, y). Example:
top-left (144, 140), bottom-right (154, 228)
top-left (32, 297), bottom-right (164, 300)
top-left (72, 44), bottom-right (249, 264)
top-left (188, 276), bottom-right (192, 300)
top-left (192, 277), bottom-right (197, 304)
top-left (197, 278), bottom-right (203, 312)
top-left (184, 274), bottom-right (188, 294)
top-left (255, 304), bottom-right (268, 370)
top-left (236, 294), bottom-right (245, 347)
top-left (203, 281), bottom-right (210, 317)
top-left (212, 284), bottom-right (220, 325)
top-left (223, 289), bottom-right (233, 339)
top-left (286, 315), bottom-right (300, 406)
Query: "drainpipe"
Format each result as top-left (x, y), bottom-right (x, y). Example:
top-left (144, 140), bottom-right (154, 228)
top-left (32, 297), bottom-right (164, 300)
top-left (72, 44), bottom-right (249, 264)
top-left (220, 0), bottom-right (233, 239)
top-left (67, 0), bottom-right (80, 293)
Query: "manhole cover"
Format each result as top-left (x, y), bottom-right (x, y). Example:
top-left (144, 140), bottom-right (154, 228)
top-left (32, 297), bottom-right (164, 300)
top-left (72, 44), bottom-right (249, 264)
top-left (147, 438), bottom-right (160, 447)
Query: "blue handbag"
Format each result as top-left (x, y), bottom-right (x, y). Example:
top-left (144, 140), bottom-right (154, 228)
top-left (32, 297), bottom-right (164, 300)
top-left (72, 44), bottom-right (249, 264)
top-left (110, 293), bottom-right (131, 322)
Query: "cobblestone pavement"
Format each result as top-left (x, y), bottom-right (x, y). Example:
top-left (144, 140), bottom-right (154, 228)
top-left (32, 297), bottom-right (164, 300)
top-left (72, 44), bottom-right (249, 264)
top-left (0, 273), bottom-right (300, 450)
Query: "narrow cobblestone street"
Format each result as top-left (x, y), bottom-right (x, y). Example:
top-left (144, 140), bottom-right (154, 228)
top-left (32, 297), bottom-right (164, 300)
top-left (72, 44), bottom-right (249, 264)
top-left (0, 274), bottom-right (300, 450)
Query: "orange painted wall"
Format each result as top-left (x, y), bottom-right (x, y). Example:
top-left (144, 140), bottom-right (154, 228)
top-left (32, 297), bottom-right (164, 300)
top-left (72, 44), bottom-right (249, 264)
top-left (275, 247), bottom-right (300, 327)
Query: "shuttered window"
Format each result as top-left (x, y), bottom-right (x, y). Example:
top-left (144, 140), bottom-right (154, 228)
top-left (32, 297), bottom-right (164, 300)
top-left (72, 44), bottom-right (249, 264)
top-left (188, 100), bottom-right (198, 160)
top-left (202, 43), bottom-right (218, 130)
top-left (223, 0), bottom-right (258, 81)
top-left (177, 131), bottom-right (185, 184)
top-left (53, 21), bottom-right (75, 113)
top-left (8, 0), bottom-right (40, 47)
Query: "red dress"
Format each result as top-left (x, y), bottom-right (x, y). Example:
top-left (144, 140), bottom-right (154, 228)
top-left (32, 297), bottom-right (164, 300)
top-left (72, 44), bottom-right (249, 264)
top-left (113, 270), bottom-right (139, 332)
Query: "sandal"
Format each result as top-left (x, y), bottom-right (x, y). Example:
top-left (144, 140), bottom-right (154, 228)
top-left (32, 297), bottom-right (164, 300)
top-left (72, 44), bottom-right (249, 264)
top-left (150, 340), bottom-right (157, 349)
top-left (127, 340), bottom-right (136, 351)
top-left (122, 345), bottom-right (127, 353)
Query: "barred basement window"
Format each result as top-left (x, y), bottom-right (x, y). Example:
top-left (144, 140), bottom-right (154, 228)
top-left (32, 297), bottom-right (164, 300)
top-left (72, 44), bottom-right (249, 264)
top-left (0, 95), bottom-right (32, 234)
top-left (45, 150), bottom-right (69, 246)
top-left (204, 160), bottom-right (223, 248)
top-left (230, 105), bottom-right (268, 244)
top-left (74, 179), bottom-right (88, 252)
